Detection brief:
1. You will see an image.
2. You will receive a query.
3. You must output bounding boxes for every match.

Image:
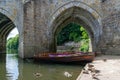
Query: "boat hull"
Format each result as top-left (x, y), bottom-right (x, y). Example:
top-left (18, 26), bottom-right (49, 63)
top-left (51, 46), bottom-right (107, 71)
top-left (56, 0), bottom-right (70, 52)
top-left (34, 52), bottom-right (95, 62)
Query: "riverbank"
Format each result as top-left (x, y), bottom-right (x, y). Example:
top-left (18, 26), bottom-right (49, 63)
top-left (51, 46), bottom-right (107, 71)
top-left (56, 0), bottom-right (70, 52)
top-left (77, 55), bottom-right (120, 80)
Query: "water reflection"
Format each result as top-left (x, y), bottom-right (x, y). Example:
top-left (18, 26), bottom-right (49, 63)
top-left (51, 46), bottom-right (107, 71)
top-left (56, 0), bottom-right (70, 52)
top-left (6, 54), bottom-right (19, 80)
top-left (0, 54), bottom-right (84, 80)
top-left (0, 54), bottom-right (6, 79)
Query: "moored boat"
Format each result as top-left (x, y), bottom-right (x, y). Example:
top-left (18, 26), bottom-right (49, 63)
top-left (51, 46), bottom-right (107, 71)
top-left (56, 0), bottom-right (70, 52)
top-left (34, 52), bottom-right (95, 62)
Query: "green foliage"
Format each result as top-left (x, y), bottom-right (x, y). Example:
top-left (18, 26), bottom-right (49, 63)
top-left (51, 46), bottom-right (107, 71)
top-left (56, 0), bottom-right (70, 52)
top-left (57, 23), bottom-right (81, 45)
top-left (80, 27), bottom-right (89, 39)
top-left (57, 23), bottom-right (90, 52)
top-left (79, 39), bottom-right (89, 52)
top-left (6, 34), bottom-right (19, 53)
top-left (79, 27), bottom-right (89, 52)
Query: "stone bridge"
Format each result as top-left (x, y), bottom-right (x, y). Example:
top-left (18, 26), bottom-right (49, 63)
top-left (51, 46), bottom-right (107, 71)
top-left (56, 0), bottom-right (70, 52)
top-left (0, 0), bottom-right (120, 58)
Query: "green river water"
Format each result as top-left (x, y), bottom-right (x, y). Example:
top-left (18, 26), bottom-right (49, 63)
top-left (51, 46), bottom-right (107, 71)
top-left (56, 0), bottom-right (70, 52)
top-left (0, 54), bottom-right (84, 80)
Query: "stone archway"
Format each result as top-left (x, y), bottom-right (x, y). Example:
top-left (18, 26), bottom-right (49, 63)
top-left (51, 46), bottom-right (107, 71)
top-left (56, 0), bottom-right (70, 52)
top-left (0, 0), bottom-right (23, 57)
top-left (0, 12), bottom-right (17, 53)
top-left (54, 17), bottom-right (93, 52)
top-left (49, 2), bottom-right (102, 52)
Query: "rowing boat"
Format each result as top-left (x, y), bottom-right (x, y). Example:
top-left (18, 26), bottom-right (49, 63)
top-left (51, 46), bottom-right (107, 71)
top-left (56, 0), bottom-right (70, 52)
top-left (34, 52), bottom-right (95, 62)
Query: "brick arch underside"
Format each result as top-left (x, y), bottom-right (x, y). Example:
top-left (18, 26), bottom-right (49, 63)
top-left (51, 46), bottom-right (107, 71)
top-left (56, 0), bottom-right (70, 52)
top-left (49, 2), bottom-right (102, 52)
top-left (0, 10), bottom-right (16, 53)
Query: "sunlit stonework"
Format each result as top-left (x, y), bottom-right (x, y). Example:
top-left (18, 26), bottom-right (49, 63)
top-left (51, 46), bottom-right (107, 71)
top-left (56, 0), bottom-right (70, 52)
top-left (0, 0), bottom-right (119, 58)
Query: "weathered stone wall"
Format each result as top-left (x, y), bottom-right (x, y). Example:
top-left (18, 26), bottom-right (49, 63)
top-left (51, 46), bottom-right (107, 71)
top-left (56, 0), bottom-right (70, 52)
top-left (0, 0), bottom-right (23, 54)
top-left (23, 0), bottom-right (102, 58)
top-left (1, 0), bottom-right (120, 58)
top-left (100, 0), bottom-right (120, 54)
top-left (22, 1), bottom-right (35, 57)
top-left (0, 0), bottom-right (23, 28)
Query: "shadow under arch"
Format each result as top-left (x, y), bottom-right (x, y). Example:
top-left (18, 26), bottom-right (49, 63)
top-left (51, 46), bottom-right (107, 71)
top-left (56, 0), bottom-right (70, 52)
top-left (49, 6), bottom-right (102, 52)
top-left (0, 12), bottom-right (18, 53)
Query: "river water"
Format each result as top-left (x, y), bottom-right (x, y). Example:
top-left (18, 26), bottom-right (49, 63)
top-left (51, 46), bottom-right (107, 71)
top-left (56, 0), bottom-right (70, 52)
top-left (0, 54), bottom-right (84, 80)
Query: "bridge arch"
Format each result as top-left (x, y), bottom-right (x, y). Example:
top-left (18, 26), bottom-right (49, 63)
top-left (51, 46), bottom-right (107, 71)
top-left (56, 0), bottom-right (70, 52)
top-left (0, 11), bottom-right (18, 53)
top-left (0, 8), bottom-right (17, 28)
top-left (49, 1), bottom-right (102, 52)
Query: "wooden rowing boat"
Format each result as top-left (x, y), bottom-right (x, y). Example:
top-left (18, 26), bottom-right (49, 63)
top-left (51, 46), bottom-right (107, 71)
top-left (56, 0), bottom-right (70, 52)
top-left (34, 52), bottom-right (95, 62)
